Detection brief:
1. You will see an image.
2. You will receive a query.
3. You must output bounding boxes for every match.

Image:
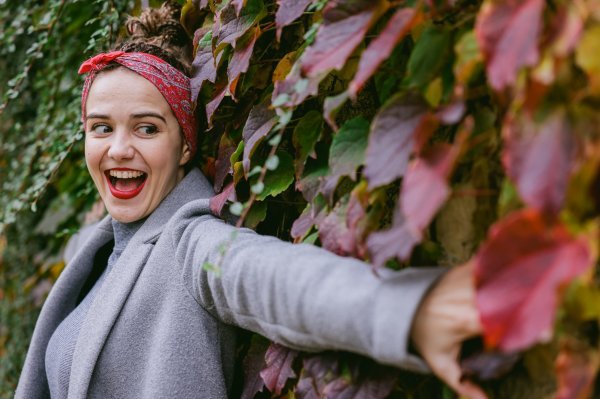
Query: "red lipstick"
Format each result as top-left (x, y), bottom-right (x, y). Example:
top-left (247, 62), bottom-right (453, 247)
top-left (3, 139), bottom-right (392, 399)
top-left (105, 168), bottom-right (147, 200)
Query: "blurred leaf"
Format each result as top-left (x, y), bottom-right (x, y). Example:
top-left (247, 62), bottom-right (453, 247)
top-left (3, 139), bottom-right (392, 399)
top-left (475, 209), bottom-right (593, 352)
top-left (349, 7), bottom-right (417, 98)
top-left (363, 92), bottom-right (430, 190)
top-left (406, 24), bottom-right (452, 89)
top-left (475, 0), bottom-right (544, 90)
top-left (502, 110), bottom-right (577, 215)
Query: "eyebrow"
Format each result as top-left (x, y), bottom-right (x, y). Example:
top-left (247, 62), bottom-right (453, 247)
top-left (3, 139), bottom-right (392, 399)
top-left (132, 112), bottom-right (167, 124)
top-left (85, 112), bottom-right (167, 124)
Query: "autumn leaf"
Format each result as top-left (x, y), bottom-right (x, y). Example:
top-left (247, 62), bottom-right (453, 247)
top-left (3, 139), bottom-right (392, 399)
top-left (300, 0), bottom-right (388, 77)
top-left (210, 182), bottom-right (236, 216)
top-left (227, 26), bottom-right (261, 96)
top-left (275, 0), bottom-right (314, 40)
top-left (214, 133), bottom-right (237, 191)
top-left (242, 103), bottom-right (277, 174)
top-left (214, 0), bottom-right (266, 48)
top-left (191, 29), bottom-right (216, 103)
top-left (363, 92), bottom-right (430, 190)
top-left (319, 117), bottom-right (369, 202)
top-left (318, 189), bottom-right (366, 257)
top-left (502, 111), bottom-right (577, 215)
top-left (348, 8), bottom-right (417, 98)
top-left (259, 343), bottom-right (298, 395)
top-left (475, 0), bottom-right (544, 90)
top-left (292, 110), bottom-right (323, 180)
top-left (367, 140), bottom-right (462, 266)
top-left (205, 85), bottom-right (228, 126)
top-left (474, 209), bottom-right (593, 352)
top-left (295, 354), bottom-right (341, 398)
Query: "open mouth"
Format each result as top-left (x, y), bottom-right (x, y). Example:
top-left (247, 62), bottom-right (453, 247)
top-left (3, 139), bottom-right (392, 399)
top-left (104, 169), bottom-right (148, 199)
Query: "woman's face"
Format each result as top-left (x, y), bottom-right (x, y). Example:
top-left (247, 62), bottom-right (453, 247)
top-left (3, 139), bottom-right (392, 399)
top-left (84, 67), bottom-right (191, 223)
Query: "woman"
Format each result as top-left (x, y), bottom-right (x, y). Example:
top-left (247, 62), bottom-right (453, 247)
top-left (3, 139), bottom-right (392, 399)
top-left (16, 2), bottom-right (484, 398)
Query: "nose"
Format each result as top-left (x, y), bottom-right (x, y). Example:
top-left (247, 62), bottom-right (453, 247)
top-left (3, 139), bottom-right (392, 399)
top-left (107, 130), bottom-right (135, 161)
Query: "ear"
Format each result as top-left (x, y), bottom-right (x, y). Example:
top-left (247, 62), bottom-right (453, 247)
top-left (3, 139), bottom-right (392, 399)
top-left (179, 141), bottom-right (192, 166)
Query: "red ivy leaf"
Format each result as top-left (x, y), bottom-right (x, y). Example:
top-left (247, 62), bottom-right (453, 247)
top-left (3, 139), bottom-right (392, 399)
top-left (300, 0), bottom-right (388, 77)
top-left (475, 0), bottom-right (544, 90)
top-left (348, 8), bottom-right (417, 98)
top-left (363, 93), bottom-right (430, 190)
top-left (474, 209), bottom-right (593, 352)
top-left (242, 103), bottom-right (277, 174)
top-left (209, 182), bottom-right (236, 216)
top-left (502, 111), bottom-right (577, 215)
top-left (227, 26), bottom-right (261, 96)
top-left (367, 141), bottom-right (461, 266)
top-left (555, 339), bottom-right (600, 399)
top-left (205, 85), bottom-right (227, 127)
top-left (318, 191), bottom-right (366, 257)
top-left (276, 0), bottom-right (314, 41)
top-left (214, 134), bottom-right (237, 192)
top-left (291, 202), bottom-right (326, 241)
top-left (259, 343), bottom-right (298, 395)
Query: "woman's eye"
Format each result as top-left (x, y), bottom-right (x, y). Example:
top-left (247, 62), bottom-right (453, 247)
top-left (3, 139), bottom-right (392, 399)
top-left (138, 125), bottom-right (158, 135)
top-left (91, 124), bottom-right (112, 135)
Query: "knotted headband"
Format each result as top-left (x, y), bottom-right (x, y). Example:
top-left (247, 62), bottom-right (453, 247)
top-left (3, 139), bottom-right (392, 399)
top-left (79, 51), bottom-right (197, 157)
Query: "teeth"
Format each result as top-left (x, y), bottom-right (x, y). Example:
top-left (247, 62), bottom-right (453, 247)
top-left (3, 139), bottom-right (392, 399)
top-left (109, 170), bottom-right (144, 179)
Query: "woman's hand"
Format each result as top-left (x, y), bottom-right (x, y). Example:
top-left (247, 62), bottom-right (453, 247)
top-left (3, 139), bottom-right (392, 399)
top-left (410, 261), bottom-right (488, 399)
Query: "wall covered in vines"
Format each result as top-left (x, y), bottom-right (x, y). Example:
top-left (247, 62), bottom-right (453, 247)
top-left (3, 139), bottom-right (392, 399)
top-left (2, 0), bottom-right (600, 398)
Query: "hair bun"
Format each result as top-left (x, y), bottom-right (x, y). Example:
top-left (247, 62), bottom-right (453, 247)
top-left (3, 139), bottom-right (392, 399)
top-left (120, 1), bottom-right (192, 74)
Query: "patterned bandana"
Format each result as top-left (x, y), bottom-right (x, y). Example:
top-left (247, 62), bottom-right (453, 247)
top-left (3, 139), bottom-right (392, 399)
top-left (79, 51), bottom-right (197, 157)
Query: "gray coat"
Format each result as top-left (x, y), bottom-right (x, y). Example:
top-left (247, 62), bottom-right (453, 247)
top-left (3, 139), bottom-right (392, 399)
top-left (16, 169), bottom-right (445, 398)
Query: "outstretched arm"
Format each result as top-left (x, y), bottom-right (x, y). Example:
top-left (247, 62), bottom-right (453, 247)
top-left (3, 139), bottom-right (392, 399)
top-left (171, 208), bottom-right (446, 372)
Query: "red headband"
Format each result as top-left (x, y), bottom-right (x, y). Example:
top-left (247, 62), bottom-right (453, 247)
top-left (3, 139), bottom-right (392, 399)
top-left (79, 51), bottom-right (197, 157)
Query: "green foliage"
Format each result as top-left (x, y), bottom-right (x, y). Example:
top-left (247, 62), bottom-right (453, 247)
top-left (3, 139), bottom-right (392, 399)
top-left (0, 0), bottom-right (134, 395)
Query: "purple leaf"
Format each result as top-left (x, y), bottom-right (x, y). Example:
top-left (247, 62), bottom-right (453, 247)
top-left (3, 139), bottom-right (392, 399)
top-left (242, 103), bottom-right (277, 174)
top-left (363, 93), bottom-right (429, 190)
top-left (259, 343), bottom-right (298, 395)
top-left (276, 0), bottom-right (314, 40)
top-left (349, 8), bottom-right (416, 98)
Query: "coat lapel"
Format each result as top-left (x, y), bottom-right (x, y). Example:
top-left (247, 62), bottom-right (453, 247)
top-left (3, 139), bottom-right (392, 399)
top-left (67, 169), bottom-right (214, 398)
top-left (15, 218), bottom-right (113, 398)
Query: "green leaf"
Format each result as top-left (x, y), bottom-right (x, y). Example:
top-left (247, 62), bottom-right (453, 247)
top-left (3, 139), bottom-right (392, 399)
top-left (406, 24), bottom-right (452, 89)
top-left (256, 151), bottom-right (295, 200)
top-left (292, 110), bottom-right (323, 180)
top-left (319, 117), bottom-right (370, 201)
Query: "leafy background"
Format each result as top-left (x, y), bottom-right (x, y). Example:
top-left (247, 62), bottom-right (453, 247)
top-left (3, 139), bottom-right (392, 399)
top-left (2, 0), bottom-right (600, 398)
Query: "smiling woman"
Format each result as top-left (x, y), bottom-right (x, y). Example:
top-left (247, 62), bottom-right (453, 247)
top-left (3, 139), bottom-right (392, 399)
top-left (15, 2), bottom-right (484, 399)
top-left (84, 68), bottom-right (190, 222)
